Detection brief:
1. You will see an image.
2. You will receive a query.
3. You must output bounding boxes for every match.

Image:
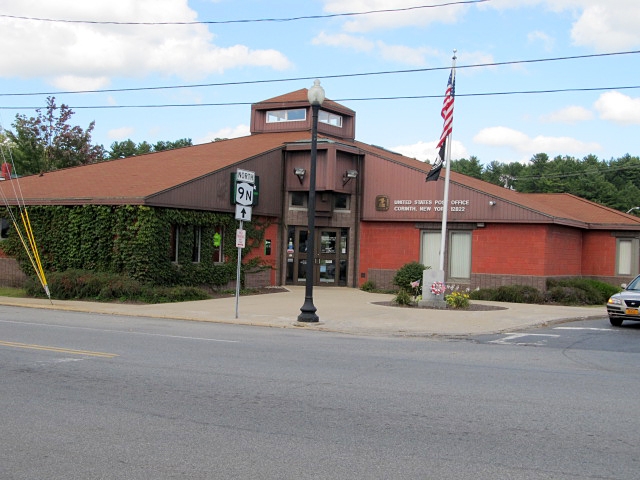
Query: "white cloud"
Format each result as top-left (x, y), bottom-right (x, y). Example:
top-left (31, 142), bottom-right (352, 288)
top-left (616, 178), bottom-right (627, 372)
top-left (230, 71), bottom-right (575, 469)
top-left (108, 126), bottom-right (135, 140)
top-left (195, 125), bottom-right (250, 144)
top-left (474, 126), bottom-right (601, 155)
top-left (322, 0), bottom-right (467, 32)
top-left (391, 139), bottom-right (468, 162)
top-left (594, 91), bottom-right (640, 125)
top-left (569, 1), bottom-right (640, 51)
top-left (376, 42), bottom-right (439, 66)
top-left (312, 32), bottom-right (374, 52)
top-left (0, 0), bottom-right (292, 89)
top-left (488, 1), bottom-right (640, 51)
top-left (540, 105), bottom-right (594, 123)
top-left (527, 30), bottom-right (555, 51)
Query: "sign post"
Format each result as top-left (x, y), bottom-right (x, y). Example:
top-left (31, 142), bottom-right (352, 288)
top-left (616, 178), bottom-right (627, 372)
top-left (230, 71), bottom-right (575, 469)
top-left (232, 168), bottom-right (255, 318)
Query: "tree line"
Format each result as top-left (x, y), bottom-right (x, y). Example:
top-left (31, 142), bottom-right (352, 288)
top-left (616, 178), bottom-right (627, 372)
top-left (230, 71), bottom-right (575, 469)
top-left (1, 97), bottom-right (638, 215)
top-left (1, 97), bottom-right (194, 176)
top-left (450, 153), bottom-right (640, 214)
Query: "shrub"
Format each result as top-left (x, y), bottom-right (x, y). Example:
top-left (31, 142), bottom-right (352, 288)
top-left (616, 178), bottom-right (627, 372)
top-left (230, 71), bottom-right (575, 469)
top-left (393, 288), bottom-right (414, 306)
top-left (469, 285), bottom-right (544, 304)
top-left (360, 280), bottom-right (376, 292)
top-left (545, 286), bottom-right (589, 305)
top-left (445, 291), bottom-right (470, 309)
top-left (393, 262), bottom-right (428, 292)
top-left (546, 278), bottom-right (620, 305)
top-left (26, 269), bottom-right (209, 303)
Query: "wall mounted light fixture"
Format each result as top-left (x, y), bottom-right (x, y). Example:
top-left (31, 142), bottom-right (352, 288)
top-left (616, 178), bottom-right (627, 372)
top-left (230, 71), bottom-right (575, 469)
top-left (342, 169), bottom-right (358, 186)
top-left (489, 200), bottom-right (497, 206)
top-left (294, 167), bottom-right (306, 184)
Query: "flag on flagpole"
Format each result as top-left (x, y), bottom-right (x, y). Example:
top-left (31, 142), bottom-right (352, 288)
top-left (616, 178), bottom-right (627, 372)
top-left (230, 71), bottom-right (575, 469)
top-left (437, 70), bottom-right (455, 149)
top-left (426, 138), bottom-right (446, 182)
top-left (426, 69), bottom-right (455, 182)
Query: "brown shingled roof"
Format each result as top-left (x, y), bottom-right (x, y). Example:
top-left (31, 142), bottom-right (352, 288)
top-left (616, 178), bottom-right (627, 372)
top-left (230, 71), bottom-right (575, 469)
top-left (1, 131), bottom-right (310, 204)
top-left (255, 88), bottom-right (354, 115)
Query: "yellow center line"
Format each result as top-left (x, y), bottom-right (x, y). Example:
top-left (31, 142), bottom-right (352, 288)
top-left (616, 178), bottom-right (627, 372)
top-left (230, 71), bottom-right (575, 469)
top-left (0, 340), bottom-right (119, 358)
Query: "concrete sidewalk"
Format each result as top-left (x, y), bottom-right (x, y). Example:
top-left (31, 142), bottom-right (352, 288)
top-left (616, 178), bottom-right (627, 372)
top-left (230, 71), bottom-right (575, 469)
top-left (0, 286), bottom-right (607, 337)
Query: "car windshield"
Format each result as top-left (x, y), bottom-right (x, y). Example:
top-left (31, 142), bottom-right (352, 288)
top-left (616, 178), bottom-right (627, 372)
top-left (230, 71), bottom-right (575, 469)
top-left (626, 276), bottom-right (640, 291)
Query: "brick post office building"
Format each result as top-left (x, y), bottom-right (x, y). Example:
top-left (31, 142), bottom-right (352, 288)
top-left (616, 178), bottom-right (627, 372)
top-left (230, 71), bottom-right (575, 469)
top-left (3, 88), bottom-right (640, 291)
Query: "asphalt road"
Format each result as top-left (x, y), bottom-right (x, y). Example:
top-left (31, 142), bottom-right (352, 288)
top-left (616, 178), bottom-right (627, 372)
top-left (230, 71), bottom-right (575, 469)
top-left (1, 307), bottom-right (639, 479)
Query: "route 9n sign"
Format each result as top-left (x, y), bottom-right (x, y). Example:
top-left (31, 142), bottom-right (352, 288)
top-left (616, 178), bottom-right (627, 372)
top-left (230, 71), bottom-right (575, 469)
top-left (229, 171), bottom-right (259, 206)
top-left (235, 182), bottom-right (254, 206)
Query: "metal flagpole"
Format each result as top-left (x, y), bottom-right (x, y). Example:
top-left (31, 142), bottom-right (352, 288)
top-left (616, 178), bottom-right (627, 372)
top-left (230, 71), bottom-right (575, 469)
top-left (438, 50), bottom-right (457, 274)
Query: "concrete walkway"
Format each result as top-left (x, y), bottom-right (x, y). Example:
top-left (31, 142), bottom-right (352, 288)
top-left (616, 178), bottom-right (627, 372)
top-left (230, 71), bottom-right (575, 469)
top-left (0, 286), bottom-right (607, 337)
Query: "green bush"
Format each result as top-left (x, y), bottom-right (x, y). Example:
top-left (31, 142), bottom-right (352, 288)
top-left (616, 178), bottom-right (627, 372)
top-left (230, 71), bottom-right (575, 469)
top-left (360, 280), bottom-right (376, 292)
top-left (393, 288), bottom-right (414, 306)
top-left (445, 291), bottom-right (470, 309)
top-left (469, 285), bottom-right (544, 304)
top-left (26, 269), bottom-right (209, 303)
top-left (392, 262), bottom-right (428, 292)
top-left (546, 278), bottom-right (620, 304)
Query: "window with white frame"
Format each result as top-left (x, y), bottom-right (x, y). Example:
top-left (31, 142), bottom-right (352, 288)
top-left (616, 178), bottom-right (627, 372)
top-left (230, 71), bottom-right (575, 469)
top-left (319, 110), bottom-right (342, 127)
top-left (334, 193), bottom-right (350, 211)
top-left (266, 109), bottom-right (306, 123)
top-left (616, 237), bottom-right (639, 276)
top-left (421, 231), bottom-right (441, 271)
top-left (290, 192), bottom-right (307, 208)
top-left (449, 231), bottom-right (472, 279)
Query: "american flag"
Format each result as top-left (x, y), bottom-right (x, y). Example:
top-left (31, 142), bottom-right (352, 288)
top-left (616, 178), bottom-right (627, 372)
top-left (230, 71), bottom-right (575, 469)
top-left (436, 70), bottom-right (455, 149)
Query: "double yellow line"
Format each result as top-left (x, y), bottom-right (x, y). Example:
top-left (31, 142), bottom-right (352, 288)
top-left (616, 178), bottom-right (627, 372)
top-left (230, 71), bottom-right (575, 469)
top-left (0, 340), bottom-right (118, 358)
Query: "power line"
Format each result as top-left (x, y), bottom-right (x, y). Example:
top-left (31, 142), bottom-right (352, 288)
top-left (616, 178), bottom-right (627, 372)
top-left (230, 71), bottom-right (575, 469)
top-left (1, 49), bottom-right (638, 98)
top-left (1, 84), bottom-right (638, 111)
top-left (0, 1), bottom-right (489, 26)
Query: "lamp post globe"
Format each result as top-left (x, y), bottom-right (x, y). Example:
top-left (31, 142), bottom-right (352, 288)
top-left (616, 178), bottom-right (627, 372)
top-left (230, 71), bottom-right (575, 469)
top-left (298, 80), bottom-right (325, 323)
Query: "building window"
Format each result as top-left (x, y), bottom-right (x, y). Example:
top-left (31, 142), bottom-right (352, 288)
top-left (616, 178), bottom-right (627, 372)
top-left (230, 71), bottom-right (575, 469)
top-left (0, 218), bottom-right (10, 240)
top-left (334, 193), bottom-right (350, 210)
top-left (192, 226), bottom-right (202, 263)
top-left (170, 224), bottom-right (179, 263)
top-left (420, 231), bottom-right (441, 271)
top-left (616, 238), bottom-right (639, 276)
top-left (449, 231), bottom-right (472, 279)
top-left (319, 110), bottom-right (342, 127)
top-left (213, 226), bottom-right (224, 263)
top-left (266, 109), bottom-right (306, 123)
top-left (290, 192), bottom-right (307, 208)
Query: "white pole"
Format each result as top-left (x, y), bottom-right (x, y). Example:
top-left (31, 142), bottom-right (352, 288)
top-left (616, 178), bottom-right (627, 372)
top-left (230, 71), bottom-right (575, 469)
top-left (235, 220), bottom-right (243, 319)
top-left (438, 51), bottom-right (457, 275)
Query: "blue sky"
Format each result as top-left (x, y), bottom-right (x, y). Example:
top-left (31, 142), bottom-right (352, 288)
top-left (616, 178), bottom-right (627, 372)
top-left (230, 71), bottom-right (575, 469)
top-left (0, 0), bottom-right (638, 165)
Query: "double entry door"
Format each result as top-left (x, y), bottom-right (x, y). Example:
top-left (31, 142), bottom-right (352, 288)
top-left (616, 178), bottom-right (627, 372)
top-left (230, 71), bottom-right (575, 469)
top-left (286, 227), bottom-right (348, 286)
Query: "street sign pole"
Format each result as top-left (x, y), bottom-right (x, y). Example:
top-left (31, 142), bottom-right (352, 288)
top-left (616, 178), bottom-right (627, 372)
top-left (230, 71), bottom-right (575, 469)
top-left (232, 168), bottom-right (255, 319)
top-left (235, 220), bottom-right (243, 319)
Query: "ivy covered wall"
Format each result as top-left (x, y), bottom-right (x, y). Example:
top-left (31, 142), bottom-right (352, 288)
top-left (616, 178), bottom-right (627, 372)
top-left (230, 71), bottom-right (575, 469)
top-left (6, 205), bottom-right (269, 287)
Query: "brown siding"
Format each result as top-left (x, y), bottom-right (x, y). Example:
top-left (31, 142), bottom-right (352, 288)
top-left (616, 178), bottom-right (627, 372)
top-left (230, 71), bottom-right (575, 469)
top-left (147, 149), bottom-right (285, 217)
top-left (361, 154), bottom-right (552, 224)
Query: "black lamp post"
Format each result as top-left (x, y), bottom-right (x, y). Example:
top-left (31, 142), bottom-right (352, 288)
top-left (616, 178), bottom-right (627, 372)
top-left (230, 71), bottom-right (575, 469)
top-left (298, 79), bottom-right (325, 323)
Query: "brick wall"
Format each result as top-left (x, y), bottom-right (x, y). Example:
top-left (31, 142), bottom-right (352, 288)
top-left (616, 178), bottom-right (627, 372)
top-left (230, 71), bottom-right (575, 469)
top-left (359, 222), bottom-right (420, 287)
top-left (473, 224), bottom-right (548, 275)
top-left (582, 231), bottom-right (616, 276)
top-left (544, 225), bottom-right (583, 276)
top-left (0, 258), bottom-right (27, 287)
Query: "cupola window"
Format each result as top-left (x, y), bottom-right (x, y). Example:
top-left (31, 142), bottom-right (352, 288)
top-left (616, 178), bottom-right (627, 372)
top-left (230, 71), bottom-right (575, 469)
top-left (319, 110), bottom-right (342, 127)
top-left (266, 108), bottom-right (306, 123)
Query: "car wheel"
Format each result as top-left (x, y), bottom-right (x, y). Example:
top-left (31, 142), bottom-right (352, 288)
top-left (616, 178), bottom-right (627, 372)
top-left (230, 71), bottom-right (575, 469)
top-left (609, 316), bottom-right (623, 327)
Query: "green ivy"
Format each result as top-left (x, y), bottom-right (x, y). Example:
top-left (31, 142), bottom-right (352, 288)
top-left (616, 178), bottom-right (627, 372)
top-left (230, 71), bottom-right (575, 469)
top-left (5, 205), bottom-right (269, 288)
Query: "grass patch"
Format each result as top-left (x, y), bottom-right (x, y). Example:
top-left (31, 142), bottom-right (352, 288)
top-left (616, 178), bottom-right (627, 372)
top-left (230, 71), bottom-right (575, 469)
top-left (0, 286), bottom-right (28, 298)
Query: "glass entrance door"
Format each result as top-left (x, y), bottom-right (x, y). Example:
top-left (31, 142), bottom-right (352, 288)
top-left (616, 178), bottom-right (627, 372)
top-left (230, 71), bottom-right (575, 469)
top-left (286, 226), bottom-right (349, 286)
